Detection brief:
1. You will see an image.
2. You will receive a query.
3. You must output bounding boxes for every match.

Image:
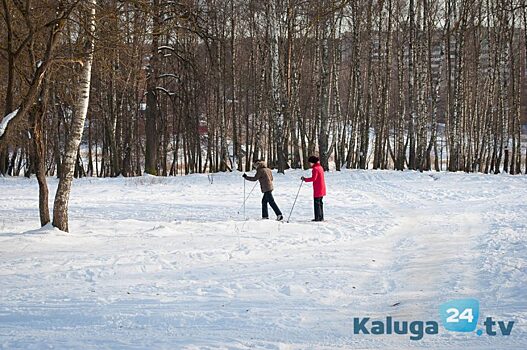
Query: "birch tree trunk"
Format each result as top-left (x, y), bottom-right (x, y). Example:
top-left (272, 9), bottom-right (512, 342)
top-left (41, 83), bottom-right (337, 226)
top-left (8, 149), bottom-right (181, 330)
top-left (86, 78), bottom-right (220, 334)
top-left (52, 0), bottom-right (96, 232)
top-left (318, 10), bottom-right (331, 171)
top-left (269, 0), bottom-right (286, 173)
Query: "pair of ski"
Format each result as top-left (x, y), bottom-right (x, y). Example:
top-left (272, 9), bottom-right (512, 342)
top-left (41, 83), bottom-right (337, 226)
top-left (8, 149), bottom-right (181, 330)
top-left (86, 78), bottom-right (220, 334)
top-left (257, 217), bottom-right (326, 223)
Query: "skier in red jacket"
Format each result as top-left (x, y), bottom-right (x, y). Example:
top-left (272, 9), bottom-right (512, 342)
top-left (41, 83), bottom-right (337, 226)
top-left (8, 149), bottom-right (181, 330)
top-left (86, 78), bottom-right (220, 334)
top-left (301, 155), bottom-right (326, 221)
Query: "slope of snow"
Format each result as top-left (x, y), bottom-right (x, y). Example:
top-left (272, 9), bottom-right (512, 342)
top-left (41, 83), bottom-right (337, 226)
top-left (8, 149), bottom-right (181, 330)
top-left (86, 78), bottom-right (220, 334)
top-left (0, 170), bottom-right (526, 349)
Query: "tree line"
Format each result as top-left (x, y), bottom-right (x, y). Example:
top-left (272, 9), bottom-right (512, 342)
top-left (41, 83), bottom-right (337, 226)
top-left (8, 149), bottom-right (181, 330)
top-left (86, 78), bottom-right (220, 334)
top-left (1, 0), bottom-right (526, 229)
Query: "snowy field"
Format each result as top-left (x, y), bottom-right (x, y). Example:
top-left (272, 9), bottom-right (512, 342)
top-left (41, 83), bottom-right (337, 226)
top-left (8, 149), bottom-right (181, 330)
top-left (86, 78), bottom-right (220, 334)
top-left (0, 170), bottom-right (526, 349)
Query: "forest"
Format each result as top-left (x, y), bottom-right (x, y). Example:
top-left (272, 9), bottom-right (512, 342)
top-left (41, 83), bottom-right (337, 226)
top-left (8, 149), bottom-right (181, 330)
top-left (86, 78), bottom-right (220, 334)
top-left (1, 0), bottom-right (527, 183)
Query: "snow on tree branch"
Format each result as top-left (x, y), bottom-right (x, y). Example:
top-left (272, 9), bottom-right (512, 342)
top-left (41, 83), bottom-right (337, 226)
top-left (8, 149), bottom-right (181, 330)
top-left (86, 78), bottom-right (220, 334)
top-left (0, 109), bottom-right (20, 138)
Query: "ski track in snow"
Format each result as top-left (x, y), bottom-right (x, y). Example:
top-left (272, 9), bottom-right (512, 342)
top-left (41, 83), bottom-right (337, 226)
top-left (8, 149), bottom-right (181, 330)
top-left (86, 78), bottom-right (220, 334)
top-left (0, 170), bottom-right (526, 349)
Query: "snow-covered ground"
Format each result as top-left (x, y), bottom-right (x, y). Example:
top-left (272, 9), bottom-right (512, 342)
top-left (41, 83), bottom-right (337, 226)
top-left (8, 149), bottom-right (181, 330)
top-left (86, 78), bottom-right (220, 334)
top-left (0, 170), bottom-right (526, 349)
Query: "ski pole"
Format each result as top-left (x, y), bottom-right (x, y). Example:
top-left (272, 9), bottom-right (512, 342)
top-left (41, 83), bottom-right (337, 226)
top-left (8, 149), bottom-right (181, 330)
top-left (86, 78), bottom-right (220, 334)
top-left (287, 180), bottom-right (303, 223)
top-left (243, 177), bottom-right (246, 220)
top-left (237, 181), bottom-right (258, 214)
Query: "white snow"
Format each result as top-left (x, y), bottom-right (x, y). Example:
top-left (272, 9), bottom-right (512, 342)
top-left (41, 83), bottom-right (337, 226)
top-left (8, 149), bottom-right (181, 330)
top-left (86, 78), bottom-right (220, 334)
top-left (158, 46), bottom-right (174, 51)
top-left (0, 108), bottom-right (19, 138)
top-left (155, 86), bottom-right (176, 96)
top-left (158, 73), bottom-right (179, 80)
top-left (0, 170), bottom-right (526, 349)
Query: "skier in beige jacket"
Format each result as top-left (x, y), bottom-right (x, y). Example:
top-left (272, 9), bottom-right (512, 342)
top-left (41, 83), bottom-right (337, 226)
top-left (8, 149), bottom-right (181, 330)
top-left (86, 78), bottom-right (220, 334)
top-left (243, 160), bottom-right (283, 221)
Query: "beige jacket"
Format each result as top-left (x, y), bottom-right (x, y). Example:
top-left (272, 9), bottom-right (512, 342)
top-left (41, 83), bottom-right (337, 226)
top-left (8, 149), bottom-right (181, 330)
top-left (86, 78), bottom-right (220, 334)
top-left (245, 161), bottom-right (274, 193)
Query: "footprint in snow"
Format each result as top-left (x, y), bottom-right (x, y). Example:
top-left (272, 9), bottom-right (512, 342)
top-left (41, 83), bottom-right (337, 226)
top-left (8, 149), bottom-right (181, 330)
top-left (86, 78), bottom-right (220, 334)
top-left (85, 269), bottom-right (95, 282)
top-left (279, 285), bottom-right (291, 296)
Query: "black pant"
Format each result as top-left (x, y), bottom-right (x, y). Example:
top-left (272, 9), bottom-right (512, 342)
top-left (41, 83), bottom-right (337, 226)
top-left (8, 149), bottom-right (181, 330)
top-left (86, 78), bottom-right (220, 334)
top-left (314, 197), bottom-right (324, 221)
top-left (262, 191), bottom-right (282, 218)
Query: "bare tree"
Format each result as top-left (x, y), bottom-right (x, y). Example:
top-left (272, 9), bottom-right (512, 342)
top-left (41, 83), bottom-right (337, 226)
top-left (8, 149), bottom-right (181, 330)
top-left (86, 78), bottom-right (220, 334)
top-left (52, 0), bottom-right (97, 232)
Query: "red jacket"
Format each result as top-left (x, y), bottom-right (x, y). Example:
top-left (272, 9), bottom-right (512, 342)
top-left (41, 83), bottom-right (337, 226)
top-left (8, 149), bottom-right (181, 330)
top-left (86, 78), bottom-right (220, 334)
top-left (304, 163), bottom-right (326, 198)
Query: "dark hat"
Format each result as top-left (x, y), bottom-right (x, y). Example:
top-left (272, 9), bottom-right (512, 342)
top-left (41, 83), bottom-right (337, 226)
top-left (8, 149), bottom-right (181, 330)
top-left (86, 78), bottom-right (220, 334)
top-left (308, 156), bottom-right (319, 163)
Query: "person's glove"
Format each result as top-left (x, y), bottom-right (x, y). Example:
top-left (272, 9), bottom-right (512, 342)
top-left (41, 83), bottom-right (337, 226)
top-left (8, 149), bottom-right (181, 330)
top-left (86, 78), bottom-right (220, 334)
top-left (243, 173), bottom-right (247, 178)
top-left (301, 176), bottom-right (305, 181)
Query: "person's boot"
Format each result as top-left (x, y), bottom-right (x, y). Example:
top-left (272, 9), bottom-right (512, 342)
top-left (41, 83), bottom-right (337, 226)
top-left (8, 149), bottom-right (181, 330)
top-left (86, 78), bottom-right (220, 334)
top-left (276, 215), bottom-right (283, 221)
